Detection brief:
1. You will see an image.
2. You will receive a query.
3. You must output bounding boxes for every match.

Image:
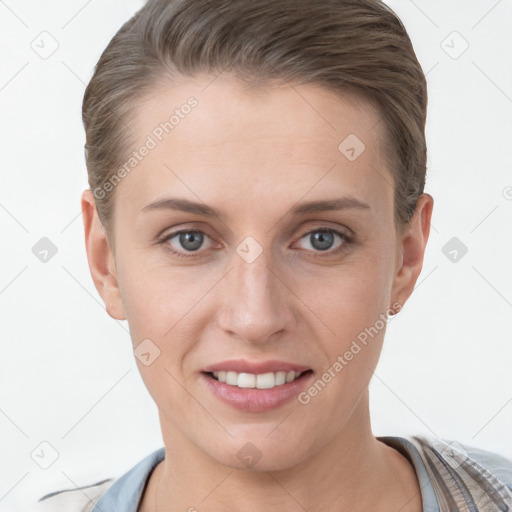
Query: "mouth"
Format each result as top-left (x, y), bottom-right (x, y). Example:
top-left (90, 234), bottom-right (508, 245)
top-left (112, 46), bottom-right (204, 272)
top-left (204, 369), bottom-right (313, 390)
top-left (200, 359), bottom-right (314, 412)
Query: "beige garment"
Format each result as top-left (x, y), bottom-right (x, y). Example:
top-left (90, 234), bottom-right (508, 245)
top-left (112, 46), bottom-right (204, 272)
top-left (34, 478), bottom-right (113, 512)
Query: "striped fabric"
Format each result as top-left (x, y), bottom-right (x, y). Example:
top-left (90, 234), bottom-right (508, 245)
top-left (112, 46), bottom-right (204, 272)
top-left (409, 436), bottom-right (512, 511)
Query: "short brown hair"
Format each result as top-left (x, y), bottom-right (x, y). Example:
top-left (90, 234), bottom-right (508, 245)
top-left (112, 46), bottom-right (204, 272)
top-left (82, 0), bottom-right (428, 238)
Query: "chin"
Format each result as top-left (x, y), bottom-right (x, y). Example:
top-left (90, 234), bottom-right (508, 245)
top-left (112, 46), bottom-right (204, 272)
top-left (203, 436), bottom-right (312, 473)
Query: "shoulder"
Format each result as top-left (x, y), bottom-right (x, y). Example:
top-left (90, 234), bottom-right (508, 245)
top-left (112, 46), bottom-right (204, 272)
top-left (413, 435), bottom-right (512, 486)
top-left (34, 447), bottom-right (165, 512)
top-left (34, 478), bottom-right (114, 512)
top-left (411, 435), bottom-right (512, 508)
top-left (461, 440), bottom-right (512, 487)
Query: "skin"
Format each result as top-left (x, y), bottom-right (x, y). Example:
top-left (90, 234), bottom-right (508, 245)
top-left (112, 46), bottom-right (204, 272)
top-left (82, 73), bottom-right (433, 512)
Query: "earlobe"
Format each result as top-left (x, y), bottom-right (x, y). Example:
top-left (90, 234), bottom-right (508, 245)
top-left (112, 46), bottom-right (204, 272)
top-left (390, 193), bottom-right (434, 312)
top-left (81, 189), bottom-right (127, 321)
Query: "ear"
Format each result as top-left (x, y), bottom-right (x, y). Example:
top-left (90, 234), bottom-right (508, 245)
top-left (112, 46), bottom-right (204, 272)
top-left (390, 193), bottom-right (434, 314)
top-left (81, 189), bottom-right (126, 320)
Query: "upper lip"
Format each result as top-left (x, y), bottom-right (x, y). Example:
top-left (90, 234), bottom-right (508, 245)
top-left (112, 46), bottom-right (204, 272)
top-left (202, 359), bottom-right (311, 374)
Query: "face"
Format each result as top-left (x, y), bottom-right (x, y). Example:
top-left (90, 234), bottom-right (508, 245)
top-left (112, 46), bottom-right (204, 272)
top-left (83, 73), bottom-right (432, 472)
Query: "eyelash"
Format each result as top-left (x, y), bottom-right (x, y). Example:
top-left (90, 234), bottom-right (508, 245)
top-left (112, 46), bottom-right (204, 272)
top-left (159, 227), bottom-right (353, 259)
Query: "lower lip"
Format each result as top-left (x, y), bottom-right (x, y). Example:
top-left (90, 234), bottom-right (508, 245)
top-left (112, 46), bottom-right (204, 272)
top-left (201, 371), bottom-right (314, 412)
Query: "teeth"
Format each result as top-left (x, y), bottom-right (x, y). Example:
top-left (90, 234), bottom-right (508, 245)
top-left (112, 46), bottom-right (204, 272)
top-left (275, 371), bottom-right (286, 386)
top-left (212, 370), bottom-right (305, 389)
top-left (238, 373), bottom-right (256, 388)
top-left (226, 371), bottom-right (238, 385)
top-left (256, 372), bottom-right (276, 389)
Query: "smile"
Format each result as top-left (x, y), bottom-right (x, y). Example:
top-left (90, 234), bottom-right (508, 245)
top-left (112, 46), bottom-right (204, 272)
top-left (209, 370), bottom-right (307, 389)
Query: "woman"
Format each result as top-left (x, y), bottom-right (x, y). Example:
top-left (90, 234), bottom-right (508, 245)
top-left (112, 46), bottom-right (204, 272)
top-left (37, 0), bottom-right (512, 510)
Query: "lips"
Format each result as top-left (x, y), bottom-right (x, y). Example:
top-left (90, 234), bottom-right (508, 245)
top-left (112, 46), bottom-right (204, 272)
top-left (200, 359), bottom-right (314, 411)
top-left (202, 359), bottom-right (311, 374)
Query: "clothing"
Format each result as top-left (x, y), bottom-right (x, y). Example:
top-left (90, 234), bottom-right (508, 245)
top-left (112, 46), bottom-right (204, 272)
top-left (35, 435), bottom-right (512, 511)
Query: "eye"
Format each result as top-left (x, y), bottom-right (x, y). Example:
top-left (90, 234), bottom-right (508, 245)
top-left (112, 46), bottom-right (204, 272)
top-left (159, 227), bottom-right (352, 259)
top-left (295, 228), bottom-right (351, 254)
top-left (161, 230), bottom-right (214, 258)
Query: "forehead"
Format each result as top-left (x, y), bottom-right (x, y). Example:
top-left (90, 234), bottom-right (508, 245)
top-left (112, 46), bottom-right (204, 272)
top-left (116, 73), bottom-right (391, 221)
top-left (134, 73), bottom-right (383, 153)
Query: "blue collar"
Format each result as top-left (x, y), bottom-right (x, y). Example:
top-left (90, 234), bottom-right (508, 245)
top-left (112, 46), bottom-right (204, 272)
top-left (92, 447), bottom-right (165, 511)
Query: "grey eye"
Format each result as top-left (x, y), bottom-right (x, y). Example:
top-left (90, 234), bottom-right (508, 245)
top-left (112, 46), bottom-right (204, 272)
top-left (310, 231), bottom-right (334, 251)
top-left (298, 230), bottom-right (344, 252)
top-left (178, 231), bottom-right (204, 251)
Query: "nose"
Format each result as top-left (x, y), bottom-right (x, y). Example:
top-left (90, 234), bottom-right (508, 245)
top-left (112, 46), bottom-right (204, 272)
top-left (216, 245), bottom-right (296, 345)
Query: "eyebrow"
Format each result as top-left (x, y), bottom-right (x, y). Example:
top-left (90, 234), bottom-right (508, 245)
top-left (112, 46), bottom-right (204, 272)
top-left (141, 196), bottom-right (371, 219)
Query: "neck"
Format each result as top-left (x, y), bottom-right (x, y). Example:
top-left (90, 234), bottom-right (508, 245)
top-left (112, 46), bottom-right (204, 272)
top-left (144, 391), bottom-right (421, 512)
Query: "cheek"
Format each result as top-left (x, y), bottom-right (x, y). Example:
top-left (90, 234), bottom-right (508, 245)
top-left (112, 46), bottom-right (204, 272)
top-left (297, 253), bottom-right (392, 341)
top-left (117, 254), bottom-right (210, 338)
top-left (295, 267), bottom-right (390, 418)
top-left (117, 226), bottom-right (394, 347)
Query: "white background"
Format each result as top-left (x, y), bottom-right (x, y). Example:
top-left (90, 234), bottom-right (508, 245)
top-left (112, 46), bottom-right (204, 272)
top-left (1, 1), bottom-right (511, 510)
